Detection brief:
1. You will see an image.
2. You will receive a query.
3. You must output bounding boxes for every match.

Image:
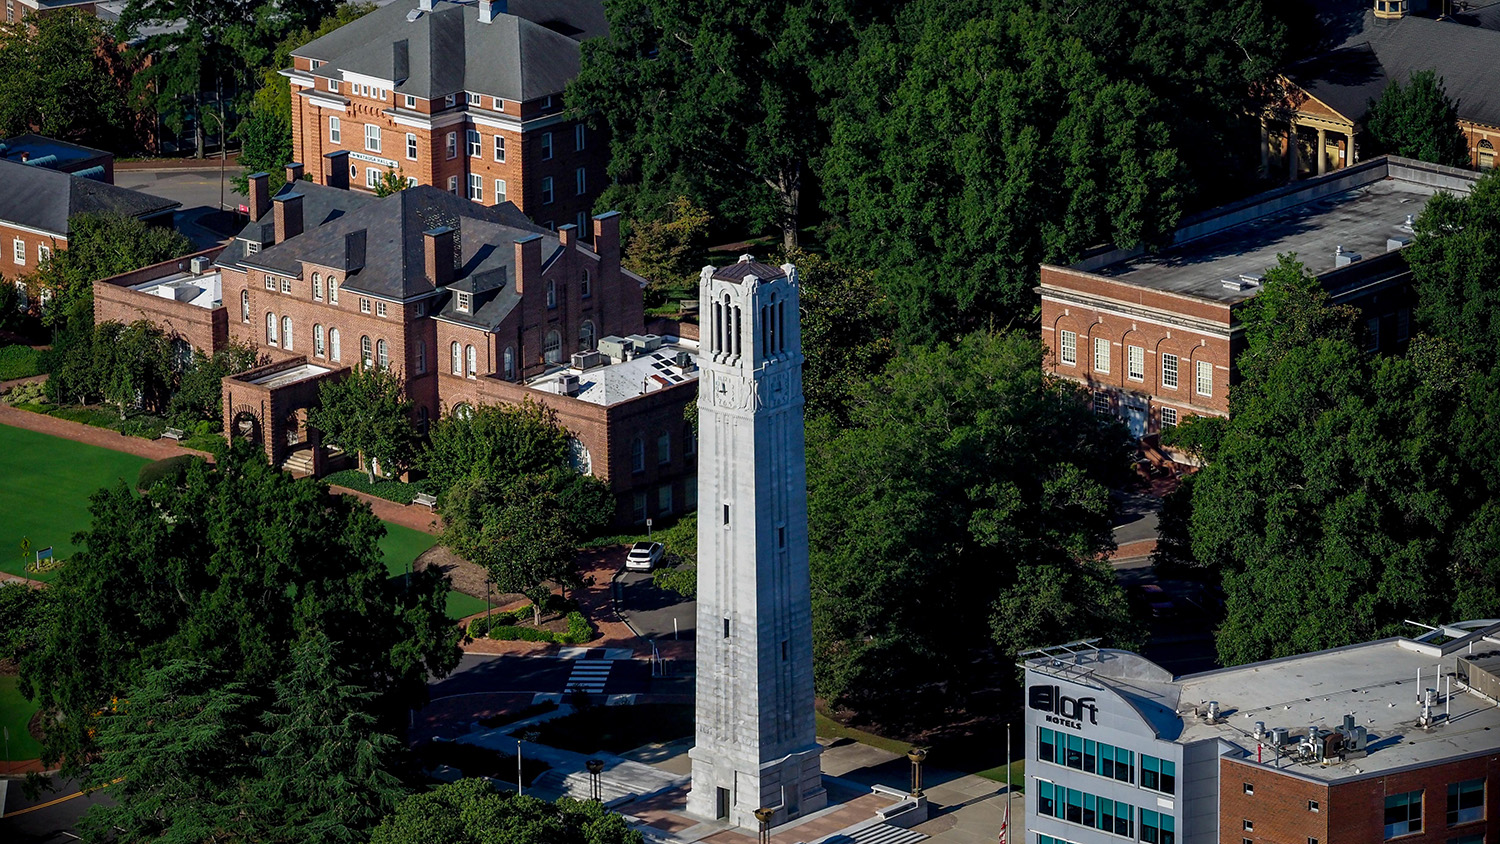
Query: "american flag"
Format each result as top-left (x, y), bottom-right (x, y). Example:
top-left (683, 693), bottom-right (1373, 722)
top-left (998, 800), bottom-right (1009, 843)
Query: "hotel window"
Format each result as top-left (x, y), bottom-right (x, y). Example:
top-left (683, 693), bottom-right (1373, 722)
top-left (329, 276), bottom-right (339, 304)
top-left (575, 123), bottom-right (586, 151)
top-left (1141, 755), bottom-right (1175, 795)
top-left (313, 273), bottom-right (323, 300)
top-left (1128, 345), bottom-right (1144, 380)
top-left (576, 167), bottom-right (586, 195)
top-left (494, 135), bottom-right (506, 162)
top-left (1058, 329), bottom-right (1077, 365)
top-left (448, 176), bottom-right (459, 195)
top-left (467, 129), bottom-right (481, 157)
top-left (266, 312), bottom-right (278, 345)
top-left (503, 347), bottom-right (515, 380)
top-left (544, 330), bottom-right (562, 364)
top-left (376, 339), bottom-right (389, 369)
top-left (1384, 790), bottom-right (1423, 838)
top-left (314, 324), bottom-right (325, 357)
top-left (364, 124), bottom-right (381, 152)
top-left (1038, 729), bottom-right (1133, 784)
top-left (1036, 781), bottom-right (1133, 838)
top-left (281, 277), bottom-right (292, 294)
top-left (1447, 779), bottom-right (1483, 826)
top-left (465, 344), bottom-right (476, 377)
top-left (406, 133), bottom-right (418, 160)
top-left (541, 131), bottom-right (553, 160)
top-left (1161, 353), bottom-right (1179, 389)
top-left (1161, 406), bottom-right (1178, 428)
top-left (547, 279), bottom-right (557, 309)
top-left (446, 132), bottom-right (457, 159)
top-left (359, 297), bottom-right (371, 314)
top-left (1195, 360), bottom-right (1213, 396)
top-left (494, 179), bottom-right (507, 203)
top-left (240, 290), bottom-right (250, 322)
top-left (468, 173), bottom-right (483, 202)
top-left (450, 342), bottom-right (461, 374)
top-left (541, 177), bottom-right (554, 204)
top-left (10, 238), bottom-right (21, 265)
top-left (376, 301), bottom-right (387, 317)
top-left (455, 291), bottom-right (471, 313)
top-left (330, 328), bottom-right (341, 361)
top-left (581, 268), bottom-right (591, 298)
top-left (1140, 810), bottom-right (1174, 844)
top-left (1093, 337), bottom-right (1109, 373)
top-left (404, 94), bottom-right (416, 109)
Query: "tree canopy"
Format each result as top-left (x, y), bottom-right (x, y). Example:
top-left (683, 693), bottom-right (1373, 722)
top-left (308, 365), bottom-right (420, 483)
top-left (28, 213), bottom-right (193, 329)
top-left (1365, 69), bottom-right (1470, 168)
top-left (1406, 171), bottom-right (1500, 363)
top-left (0, 11), bottom-right (135, 150)
top-left (370, 779), bottom-right (643, 844)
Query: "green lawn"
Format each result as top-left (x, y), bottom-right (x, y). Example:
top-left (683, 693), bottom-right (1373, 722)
top-left (0, 424), bottom-right (149, 581)
top-left (377, 523), bottom-right (486, 620)
top-left (0, 674), bottom-right (42, 761)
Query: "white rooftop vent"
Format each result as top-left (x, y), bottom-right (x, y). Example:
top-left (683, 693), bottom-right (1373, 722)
top-left (1335, 245), bottom-right (1362, 267)
top-left (738, 253), bottom-right (755, 263)
top-left (406, 9), bottom-right (423, 22)
top-left (1239, 272), bottom-right (1264, 286)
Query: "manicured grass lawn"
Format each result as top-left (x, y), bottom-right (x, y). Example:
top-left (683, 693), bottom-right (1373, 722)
top-left (0, 424), bottom-right (149, 581)
top-left (0, 674), bottom-right (43, 761)
top-left (378, 523), bottom-right (486, 620)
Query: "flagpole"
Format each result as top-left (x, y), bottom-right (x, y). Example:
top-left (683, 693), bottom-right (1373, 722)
top-left (1001, 722), bottom-right (1011, 843)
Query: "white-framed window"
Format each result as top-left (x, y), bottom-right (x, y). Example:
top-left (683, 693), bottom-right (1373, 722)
top-left (366, 167), bottom-right (379, 188)
top-left (329, 79), bottom-right (339, 94)
top-left (575, 123), bottom-right (586, 151)
top-left (448, 176), bottom-right (459, 195)
top-left (494, 135), bottom-right (505, 162)
top-left (540, 131), bottom-right (553, 160)
top-left (415, 339), bottom-right (426, 374)
top-left (280, 277), bottom-right (292, 294)
top-left (1093, 392), bottom-right (1110, 415)
top-left (581, 268), bottom-right (591, 298)
top-left (1161, 353), bottom-right (1179, 389)
top-left (1093, 337), bottom-right (1109, 373)
top-left (468, 173), bottom-right (483, 202)
top-left (546, 279), bottom-right (557, 309)
top-left (329, 276), bottom-right (339, 304)
top-left (494, 179), bottom-right (507, 203)
top-left (466, 92), bottom-right (480, 106)
top-left (376, 301), bottom-right (387, 317)
top-left (314, 324), bottom-right (325, 357)
top-left (406, 133), bottom-right (417, 160)
top-left (404, 94), bottom-right (416, 109)
top-left (359, 335), bottom-right (372, 367)
top-left (330, 328), bottom-right (341, 361)
top-left (444, 93), bottom-right (457, 108)
top-left (456, 291), bottom-right (471, 313)
top-left (11, 238), bottom-right (23, 265)
top-left (450, 342), bottom-right (461, 374)
top-left (1058, 329), bottom-right (1076, 366)
top-left (359, 297), bottom-right (371, 314)
top-left (264, 275), bottom-right (276, 291)
top-left (376, 338), bottom-right (389, 369)
top-left (281, 316), bottom-right (293, 350)
top-left (579, 319), bottom-right (596, 351)
top-left (329, 116), bottom-right (341, 143)
top-left (465, 344), bottom-right (477, 377)
top-left (1195, 360), bottom-right (1213, 396)
top-left (1161, 406), bottom-right (1178, 428)
top-left (576, 167), bottom-right (586, 195)
top-left (446, 132), bottom-right (457, 159)
top-left (364, 123), bottom-right (381, 152)
top-left (544, 330), bottom-right (562, 364)
top-left (503, 346), bottom-right (515, 380)
top-left (266, 312), bottom-right (278, 345)
top-left (37, 244), bottom-right (50, 263)
top-left (313, 273), bottom-right (323, 300)
top-left (246, 241), bottom-right (260, 255)
top-left (406, 177), bottom-right (418, 188)
top-left (1127, 345), bottom-right (1144, 380)
top-left (541, 176), bottom-right (554, 204)
top-left (378, 88), bottom-right (386, 101)
top-left (467, 129), bottom-right (481, 157)
top-left (240, 289), bottom-right (250, 322)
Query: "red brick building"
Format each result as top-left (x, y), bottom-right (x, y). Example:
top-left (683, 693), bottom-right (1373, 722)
top-left (283, 0), bottom-right (607, 234)
top-left (97, 161), bottom-right (697, 525)
top-left (1039, 156), bottom-right (1477, 442)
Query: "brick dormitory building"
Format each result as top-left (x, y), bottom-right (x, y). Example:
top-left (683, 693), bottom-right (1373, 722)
top-left (93, 159), bottom-right (700, 526)
top-left (1022, 623), bottom-right (1500, 844)
top-left (1039, 156), bottom-right (1478, 445)
top-left (283, 0), bottom-right (607, 234)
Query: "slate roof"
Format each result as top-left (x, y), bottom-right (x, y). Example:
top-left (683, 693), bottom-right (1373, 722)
top-left (218, 181), bottom-right (379, 269)
top-left (712, 257), bottom-right (786, 283)
top-left (243, 184), bottom-right (556, 307)
top-left (0, 159), bottom-right (179, 237)
top-left (1289, 11), bottom-right (1500, 128)
top-left (293, 0), bottom-right (582, 102)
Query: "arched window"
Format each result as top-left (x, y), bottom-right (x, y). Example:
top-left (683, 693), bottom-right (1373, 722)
top-left (778, 300), bottom-right (786, 351)
top-left (631, 436), bottom-right (645, 473)
top-left (330, 328), bottom-right (341, 361)
top-left (544, 330), bottom-right (562, 364)
top-left (376, 338), bottom-right (389, 369)
top-left (453, 403), bottom-right (474, 420)
top-left (581, 268), bottom-right (591, 298)
top-left (1482, 139), bottom-right (1496, 149)
top-left (282, 316), bottom-right (293, 350)
top-left (361, 335), bottom-right (372, 367)
top-left (266, 312), bottom-right (278, 345)
top-left (657, 431), bottom-right (671, 465)
top-left (503, 346), bottom-right (515, 380)
top-left (546, 279), bottom-right (557, 309)
top-left (579, 319), bottom-right (596, 351)
top-left (313, 273), bottom-right (323, 300)
top-left (712, 300), bottom-right (723, 354)
top-left (314, 324), bottom-right (325, 357)
top-left (451, 341), bottom-right (462, 374)
top-left (329, 276), bottom-right (339, 304)
top-left (733, 305), bottom-right (742, 356)
top-left (240, 289), bottom-right (250, 322)
top-left (465, 344), bottom-right (476, 377)
top-left (415, 339), bottom-right (426, 374)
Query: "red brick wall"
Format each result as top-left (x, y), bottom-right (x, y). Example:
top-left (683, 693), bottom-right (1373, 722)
top-left (1221, 758), bottom-right (1331, 844)
top-left (0, 222), bottom-right (63, 282)
top-left (92, 247), bottom-right (227, 354)
top-left (1327, 754), bottom-right (1500, 844)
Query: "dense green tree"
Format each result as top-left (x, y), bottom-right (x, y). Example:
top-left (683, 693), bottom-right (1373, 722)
top-left (370, 779), bottom-right (643, 844)
top-left (790, 249), bottom-right (895, 422)
top-left (0, 11), bottom-right (135, 149)
top-left (45, 320), bottom-right (182, 416)
top-left (233, 108), bottom-right (294, 195)
top-left (308, 365), bottom-right (420, 483)
top-left (29, 213), bottom-right (192, 329)
top-left (1366, 70), bottom-right (1470, 168)
top-left (0, 581), bottom-right (44, 664)
top-left (421, 401), bottom-right (570, 495)
top-left (808, 331), bottom-right (1137, 724)
top-left (1406, 170), bottom-right (1500, 363)
top-left (621, 197), bottom-right (712, 296)
top-left (18, 443), bottom-right (460, 778)
top-left (169, 342), bottom-right (264, 424)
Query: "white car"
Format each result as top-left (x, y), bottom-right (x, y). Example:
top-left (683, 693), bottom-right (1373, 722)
top-left (625, 541), bottom-right (665, 571)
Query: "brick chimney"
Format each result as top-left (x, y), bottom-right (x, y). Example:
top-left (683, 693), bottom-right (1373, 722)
top-left (285, 162), bottom-right (304, 184)
top-left (273, 193), bottom-right (304, 244)
top-left (322, 150), bottom-right (350, 190)
top-left (592, 211), bottom-right (620, 272)
top-left (424, 227), bottom-right (456, 289)
top-left (247, 172), bottom-right (272, 221)
top-left (558, 223), bottom-right (578, 251)
top-left (515, 233), bottom-right (542, 295)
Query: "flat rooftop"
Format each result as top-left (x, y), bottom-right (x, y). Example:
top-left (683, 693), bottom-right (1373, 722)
top-left (1070, 157), bottom-right (1478, 305)
top-left (528, 338), bottom-right (698, 406)
top-left (247, 363), bottom-right (330, 389)
top-left (131, 270), bottom-right (221, 310)
top-left (0, 133), bottom-right (107, 167)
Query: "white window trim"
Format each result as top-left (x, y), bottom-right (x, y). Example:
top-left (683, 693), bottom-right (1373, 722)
top-left (364, 123), bottom-right (381, 152)
top-left (1161, 353), bottom-right (1179, 390)
top-left (1195, 360), bottom-right (1213, 397)
top-left (1058, 329), bottom-right (1077, 366)
top-left (495, 178), bottom-right (507, 203)
top-left (1127, 345), bottom-right (1145, 381)
top-left (329, 116), bottom-right (341, 143)
top-left (406, 133), bottom-right (417, 161)
top-left (540, 131), bottom-right (553, 160)
top-left (1093, 337), bottom-right (1109, 374)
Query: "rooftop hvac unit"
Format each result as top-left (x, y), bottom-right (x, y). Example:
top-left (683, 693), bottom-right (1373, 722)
top-left (190, 256), bottom-right (212, 275)
top-left (672, 350), bottom-right (696, 372)
top-left (598, 336), bottom-right (634, 363)
top-left (571, 350), bottom-right (603, 371)
top-left (627, 333), bottom-right (663, 352)
top-left (1269, 727), bottom-right (1291, 747)
top-left (556, 373), bottom-right (580, 397)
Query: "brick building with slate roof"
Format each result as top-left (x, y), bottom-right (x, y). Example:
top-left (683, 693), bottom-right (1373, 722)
top-left (1269, 0), bottom-right (1500, 178)
top-left (283, 0), bottom-right (606, 236)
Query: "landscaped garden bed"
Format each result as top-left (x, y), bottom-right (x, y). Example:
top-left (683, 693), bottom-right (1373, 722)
top-left (465, 595), bottom-right (595, 645)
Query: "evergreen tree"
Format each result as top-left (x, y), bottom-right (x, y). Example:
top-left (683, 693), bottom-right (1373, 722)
top-left (1366, 70), bottom-right (1470, 168)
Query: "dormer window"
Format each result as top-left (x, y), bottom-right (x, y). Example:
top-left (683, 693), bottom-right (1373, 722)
top-left (456, 292), bottom-right (471, 313)
top-left (466, 92), bottom-right (481, 106)
top-left (247, 241), bottom-right (260, 255)
top-left (444, 93), bottom-right (456, 108)
top-left (311, 59), bottom-right (323, 70)
top-left (329, 79), bottom-right (339, 94)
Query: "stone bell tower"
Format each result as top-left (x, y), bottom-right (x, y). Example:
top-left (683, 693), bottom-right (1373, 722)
top-left (687, 256), bottom-right (825, 828)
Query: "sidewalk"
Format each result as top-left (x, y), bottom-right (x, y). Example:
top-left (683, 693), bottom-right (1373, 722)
top-left (459, 549), bottom-right (643, 658)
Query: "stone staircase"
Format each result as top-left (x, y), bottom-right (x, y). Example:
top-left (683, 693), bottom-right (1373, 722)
top-left (281, 448), bottom-right (315, 476)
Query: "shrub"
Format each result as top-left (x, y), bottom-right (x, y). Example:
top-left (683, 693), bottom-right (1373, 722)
top-left (561, 611), bottom-right (594, 645)
top-left (1, 380), bottom-right (46, 406)
top-left (137, 455), bottom-right (202, 491)
top-left (0, 345), bottom-right (43, 381)
top-left (119, 416), bottom-right (168, 440)
top-left (487, 625), bottom-right (555, 642)
top-left (465, 607), bottom-right (528, 639)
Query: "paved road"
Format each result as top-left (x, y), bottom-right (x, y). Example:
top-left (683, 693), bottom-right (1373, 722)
top-left (115, 168), bottom-right (244, 251)
top-left (617, 571), bottom-right (696, 642)
top-left (428, 654), bottom-right (651, 701)
top-left (0, 776), bottom-right (111, 844)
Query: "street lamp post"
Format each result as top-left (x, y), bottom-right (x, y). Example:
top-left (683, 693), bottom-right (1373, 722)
top-left (907, 747), bottom-right (928, 798)
top-left (517, 738), bottom-right (524, 796)
top-left (202, 104), bottom-right (228, 215)
top-left (754, 807), bottom-right (775, 844)
top-left (586, 758), bottom-right (605, 802)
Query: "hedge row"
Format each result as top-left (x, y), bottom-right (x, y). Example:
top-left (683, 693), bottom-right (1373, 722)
top-left (465, 609), bottom-right (594, 645)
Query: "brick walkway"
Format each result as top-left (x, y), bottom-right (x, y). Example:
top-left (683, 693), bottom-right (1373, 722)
top-left (458, 548), bottom-right (642, 657)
